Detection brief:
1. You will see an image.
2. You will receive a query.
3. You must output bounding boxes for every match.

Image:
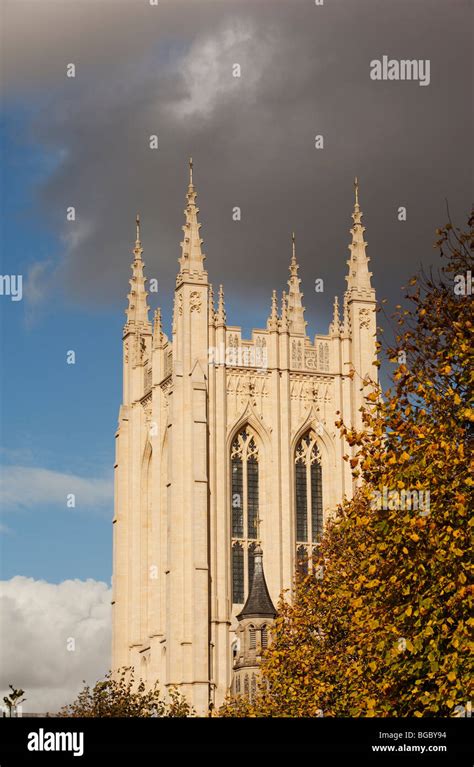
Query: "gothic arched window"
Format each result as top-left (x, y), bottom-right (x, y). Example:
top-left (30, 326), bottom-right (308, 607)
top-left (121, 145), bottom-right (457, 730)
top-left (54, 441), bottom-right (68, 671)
top-left (231, 426), bottom-right (260, 604)
top-left (231, 639), bottom-right (238, 661)
top-left (248, 541), bottom-right (257, 586)
top-left (295, 430), bottom-right (323, 571)
top-left (232, 542), bottom-right (244, 604)
top-left (249, 626), bottom-right (256, 651)
top-left (261, 625), bottom-right (268, 649)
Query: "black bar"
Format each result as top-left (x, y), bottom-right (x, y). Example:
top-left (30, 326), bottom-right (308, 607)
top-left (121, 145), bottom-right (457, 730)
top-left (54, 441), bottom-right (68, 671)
top-left (0, 717), bottom-right (471, 763)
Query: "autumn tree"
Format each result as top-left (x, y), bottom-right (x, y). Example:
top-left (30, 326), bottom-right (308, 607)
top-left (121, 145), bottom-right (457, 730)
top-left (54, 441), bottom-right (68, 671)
top-left (220, 214), bottom-right (473, 718)
top-left (57, 667), bottom-right (193, 717)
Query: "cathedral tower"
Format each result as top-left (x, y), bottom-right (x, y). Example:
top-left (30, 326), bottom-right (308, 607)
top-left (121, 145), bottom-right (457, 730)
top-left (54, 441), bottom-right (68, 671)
top-left (112, 166), bottom-right (378, 714)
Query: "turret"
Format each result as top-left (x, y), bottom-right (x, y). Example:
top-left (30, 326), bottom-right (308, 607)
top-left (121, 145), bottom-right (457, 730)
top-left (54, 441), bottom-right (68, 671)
top-left (343, 177), bottom-right (378, 428)
top-left (166, 159), bottom-right (211, 715)
top-left (232, 545), bottom-right (276, 701)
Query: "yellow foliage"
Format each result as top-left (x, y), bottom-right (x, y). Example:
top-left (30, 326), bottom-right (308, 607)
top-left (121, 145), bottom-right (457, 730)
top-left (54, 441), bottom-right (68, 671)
top-left (219, 215), bottom-right (473, 719)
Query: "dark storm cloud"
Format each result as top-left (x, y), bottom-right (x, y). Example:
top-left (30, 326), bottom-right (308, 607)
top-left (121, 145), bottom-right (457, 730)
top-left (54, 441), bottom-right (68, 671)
top-left (3, 0), bottom-right (472, 334)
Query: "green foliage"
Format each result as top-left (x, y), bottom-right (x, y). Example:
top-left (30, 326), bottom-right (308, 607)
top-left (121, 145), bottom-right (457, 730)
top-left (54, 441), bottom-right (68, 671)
top-left (220, 214), bottom-right (473, 717)
top-left (57, 667), bottom-right (193, 718)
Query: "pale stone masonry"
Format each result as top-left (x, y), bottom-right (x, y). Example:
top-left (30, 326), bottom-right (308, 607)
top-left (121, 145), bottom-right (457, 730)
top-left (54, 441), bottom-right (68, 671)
top-left (112, 161), bottom-right (377, 715)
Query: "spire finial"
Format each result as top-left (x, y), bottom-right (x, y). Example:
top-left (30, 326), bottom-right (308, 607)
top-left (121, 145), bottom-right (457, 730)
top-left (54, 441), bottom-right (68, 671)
top-left (286, 232), bottom-right (306, 335)
top-left (208, 283), bottom-right (215, 325)
top-left (267, 289), bottom-right (279, 331)
top-left (178, 158), bottom-right (206, 280)
top-left (289, 232), bottom-right (298, 277)
top-left (124, 214), bottom-right (150, 330)
top-left (133, 213), bottom-right (143, 259)
top-left (345, 176), bottom-right (374, 296)
top-left (343, 292), bottom-right (350, 333)
top-left (330, 295), bottom-right (340, 335)
top-left (133, 213), bottom-right (143, 260)
top-left (153, 307), bottom-right (164, 348)
top-left (216, 284), bottom-right (226, 326)
top-left (279, 290), bottom-right (289, 331)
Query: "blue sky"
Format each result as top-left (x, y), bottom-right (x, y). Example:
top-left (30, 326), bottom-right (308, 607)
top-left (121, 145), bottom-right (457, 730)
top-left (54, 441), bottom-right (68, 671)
top-left (0, 103), bottom-right (291, 585)
top-left (1, 0), bottom-right (471, 589)
top-left (1, 107), bottom-right (119, 582)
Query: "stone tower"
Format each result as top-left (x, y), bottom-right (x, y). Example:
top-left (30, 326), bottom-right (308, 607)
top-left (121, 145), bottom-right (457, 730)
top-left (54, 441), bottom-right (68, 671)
top-left (112, 163), bottom-right (378, 715)
top-left (232, 545), bottom-right (276, 701)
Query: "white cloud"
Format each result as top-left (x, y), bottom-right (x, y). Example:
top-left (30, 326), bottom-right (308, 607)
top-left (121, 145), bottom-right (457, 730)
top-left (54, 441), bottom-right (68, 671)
top-left (171, 20), bottom-right (270, 120)
top-left (61, 218), bottom-right (94, 253)
top-left (24, 261), bottom-right (53, 308)
top-left (0, 576), bottom-right (111, 714)
top-left (23, 260), bottom-right (56, 326)
top-left (23, 219), bottom-right (94, 318)
top-left (0, 466), bottom-right (113, 512)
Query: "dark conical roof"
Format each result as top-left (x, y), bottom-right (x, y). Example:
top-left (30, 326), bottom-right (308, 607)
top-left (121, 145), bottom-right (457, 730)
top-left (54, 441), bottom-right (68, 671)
top-left (237, 545), bottom-right (276, 620)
